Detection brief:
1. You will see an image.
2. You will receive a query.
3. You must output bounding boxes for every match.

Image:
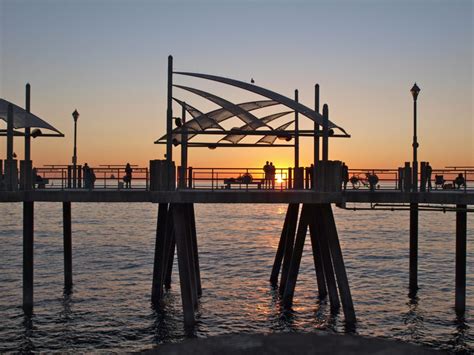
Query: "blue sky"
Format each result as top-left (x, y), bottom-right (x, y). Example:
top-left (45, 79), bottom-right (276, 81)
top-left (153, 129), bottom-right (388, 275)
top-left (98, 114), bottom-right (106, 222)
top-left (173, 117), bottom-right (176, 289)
top-left (0, 0), bottom-right (472, 168)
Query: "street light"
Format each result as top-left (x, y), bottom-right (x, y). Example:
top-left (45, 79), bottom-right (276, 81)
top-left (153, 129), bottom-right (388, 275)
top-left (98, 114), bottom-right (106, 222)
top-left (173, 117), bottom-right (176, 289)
top-left (410, 83), bottom-right (420, 191)
top-left (72, 109), bottom-right (79, 188)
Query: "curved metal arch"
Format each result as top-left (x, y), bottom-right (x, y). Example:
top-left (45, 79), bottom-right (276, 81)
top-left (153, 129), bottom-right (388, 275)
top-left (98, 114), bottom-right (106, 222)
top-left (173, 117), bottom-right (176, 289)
top-left (174, 71), bottom-right (347, 134)
top-left (220, 111), bottom-right (292, 144)
top-left (175, 85), bottom-right (270, 130)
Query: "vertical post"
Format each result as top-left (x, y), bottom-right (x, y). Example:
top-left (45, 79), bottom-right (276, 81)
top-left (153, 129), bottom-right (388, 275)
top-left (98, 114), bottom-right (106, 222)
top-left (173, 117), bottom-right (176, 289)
top-left (152, 203), bottom-right (168, 304)
top-left (180, 104), bottom-right (187, 189)
top-left (322, 104), bottom-right (329, 162)
top-left (6, 104), bottom-right (14, 161)
top-left (63, 202), bottom-right (73, 290)
top-left (409, 203), bottom-right (418, 295)
top-left (294, 89), bottom-right (299, 168)
top-left (23, 201), bottom-right (34, 314)
top-left (314, 84), bottom-right (320, 191)
top-left (308, 216), bottom-right (327, 299)
top-left (278, 203), bottom-right (299, 294)
top-left (282, 204), bottom-right (310, 307)
top-left (166, 55), bottom-right (173, 164)
top-left (412, 98), bottom-right (418, 191)
top-left (270, 204), bottom-right (291, 285)
top-left (455, 204), bottom-right (467, 314)
top-left (189, 204), bottom-right (201, 296)
top-left (321, 204), bottom-right (356, 323)
top-left (24, 84), bottom-right (31, 163)
top-left (72, 118), bottom-right (77, 188)
top-left (172, 204), bottom-right (195, 327)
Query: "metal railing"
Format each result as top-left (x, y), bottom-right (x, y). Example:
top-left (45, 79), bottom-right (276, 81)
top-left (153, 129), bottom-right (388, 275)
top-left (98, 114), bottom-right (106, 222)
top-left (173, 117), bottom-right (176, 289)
top-left (13, 164), bottom-right (474, 193)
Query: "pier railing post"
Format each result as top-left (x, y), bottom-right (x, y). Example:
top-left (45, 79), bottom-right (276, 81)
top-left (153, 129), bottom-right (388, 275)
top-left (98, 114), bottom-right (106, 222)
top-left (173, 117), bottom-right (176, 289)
top-left (455, 204), bottom-right (467, 315)
top-left (23, 201), bottom-right (34, 314)
top-left (63, 202), bottom-right (73, 290)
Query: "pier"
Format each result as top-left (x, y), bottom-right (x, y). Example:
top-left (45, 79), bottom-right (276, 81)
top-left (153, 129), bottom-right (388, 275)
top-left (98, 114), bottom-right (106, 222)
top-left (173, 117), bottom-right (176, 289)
top-left (0, 57), bottom-right (472, 328)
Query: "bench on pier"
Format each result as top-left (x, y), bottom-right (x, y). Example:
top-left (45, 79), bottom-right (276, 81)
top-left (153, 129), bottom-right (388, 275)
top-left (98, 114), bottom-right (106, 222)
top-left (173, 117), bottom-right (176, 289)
top-left (223, 174), bottom-right (263, 189)
top-left (35, 178), bottom-right (49, 189)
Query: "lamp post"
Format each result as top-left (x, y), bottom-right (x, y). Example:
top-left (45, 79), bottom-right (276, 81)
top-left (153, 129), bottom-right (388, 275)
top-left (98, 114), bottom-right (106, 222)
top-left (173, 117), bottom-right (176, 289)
top-left (72, 109), bottom-right (79, 188)
top-left (410, 83), bottom-right (420, 191)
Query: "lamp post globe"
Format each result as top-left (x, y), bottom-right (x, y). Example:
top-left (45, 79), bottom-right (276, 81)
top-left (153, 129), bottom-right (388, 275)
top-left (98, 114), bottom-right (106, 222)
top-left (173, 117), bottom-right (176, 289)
top-left (72, 109), bottom-right (80, 122)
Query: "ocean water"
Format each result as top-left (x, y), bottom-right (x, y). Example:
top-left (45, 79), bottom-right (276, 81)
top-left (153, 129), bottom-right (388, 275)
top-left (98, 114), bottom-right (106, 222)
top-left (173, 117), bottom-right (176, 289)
top-left (0, 202), bottom-right (472, 352)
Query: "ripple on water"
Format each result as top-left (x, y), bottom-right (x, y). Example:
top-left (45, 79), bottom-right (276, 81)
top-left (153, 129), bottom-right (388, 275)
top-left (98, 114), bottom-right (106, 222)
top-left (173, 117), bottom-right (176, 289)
top-left (0, 203), bottom-right (472, 352)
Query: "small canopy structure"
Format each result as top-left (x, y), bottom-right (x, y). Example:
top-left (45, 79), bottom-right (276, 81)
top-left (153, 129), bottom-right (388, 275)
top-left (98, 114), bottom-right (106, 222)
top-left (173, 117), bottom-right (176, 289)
top-left (0, 98), bottom-right (63, 135)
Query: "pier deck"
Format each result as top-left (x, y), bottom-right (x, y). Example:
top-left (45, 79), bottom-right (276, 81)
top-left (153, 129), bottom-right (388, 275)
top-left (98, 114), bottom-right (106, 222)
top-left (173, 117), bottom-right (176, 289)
top-left (0, 189), bottom-right (473, 205)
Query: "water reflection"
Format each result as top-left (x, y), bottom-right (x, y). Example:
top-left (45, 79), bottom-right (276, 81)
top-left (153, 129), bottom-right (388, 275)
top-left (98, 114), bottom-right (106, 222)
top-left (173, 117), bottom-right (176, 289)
top-left (20, 312), bottom-right (35, 352)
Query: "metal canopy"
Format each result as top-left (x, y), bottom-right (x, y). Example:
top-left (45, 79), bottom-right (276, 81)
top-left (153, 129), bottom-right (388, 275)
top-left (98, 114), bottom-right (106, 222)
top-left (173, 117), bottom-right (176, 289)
top-left (173, 71), bottom-right (347, 135)
top-left (0, 98), bottom-right (63, 134)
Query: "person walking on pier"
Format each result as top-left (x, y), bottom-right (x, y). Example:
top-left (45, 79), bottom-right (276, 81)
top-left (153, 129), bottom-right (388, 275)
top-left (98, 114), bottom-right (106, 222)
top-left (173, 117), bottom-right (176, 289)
top-left (263, 161), bottom-right (270, 189)
top-left (83, 163), bottom-right (91, 189)
top-left (269, 162), bottom-right (276, 189)
top-left (341, 163), bottom-right (349, 190)
top-left (426, 163), bottom-right (433, 191)
top-left (125, 163), bottom-right (133, 189)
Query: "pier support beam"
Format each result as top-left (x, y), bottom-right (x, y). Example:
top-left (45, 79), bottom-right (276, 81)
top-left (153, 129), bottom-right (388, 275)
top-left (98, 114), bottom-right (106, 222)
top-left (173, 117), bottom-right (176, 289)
top-left (409, 203), bottom-right (418, 295)
top-left (151, 203), bottom-right (169, 304)
top-left (63, 202), bottom-right (73, 291)
top-left (281, 204), bottom-right (355, 323)
top-left (173, 203), bottom-right (196, 327)
top-left (278, 204), bottom-right (299, 294)
top-left (455, 204), bottom-right (467, 315)
top-left (23, 201), bottom-right (34, 314)
top-left (270, 204), bottom-right (291, 285)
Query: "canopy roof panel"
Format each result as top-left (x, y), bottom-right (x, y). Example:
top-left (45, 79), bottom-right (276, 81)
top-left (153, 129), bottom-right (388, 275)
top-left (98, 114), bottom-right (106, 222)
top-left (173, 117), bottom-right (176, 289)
top-left (174, 71), bottom-right (347, 135)
top-left (0, 99), bottom-right (62, 134)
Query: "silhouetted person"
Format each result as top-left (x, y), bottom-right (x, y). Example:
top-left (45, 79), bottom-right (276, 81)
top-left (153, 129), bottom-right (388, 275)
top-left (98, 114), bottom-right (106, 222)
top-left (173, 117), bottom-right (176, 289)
top-left (366, 172), bottom-right (379, 191)
top-left (83, 163), bottom-right (91, 189)
top-left (454, 173), bottom-right (466, 189)
top-left (341, 163), bottom-right (349, 190)
top-left (263, 161), bottom-right (270, 189)
top-left (426, 163), bottom-right (432, 191)
top-left (269, 162), bottom-right (276, 189)
top-left (125, 163), bottom-right (133, 188)
top-left (90, 168), bottom-right (96, 189)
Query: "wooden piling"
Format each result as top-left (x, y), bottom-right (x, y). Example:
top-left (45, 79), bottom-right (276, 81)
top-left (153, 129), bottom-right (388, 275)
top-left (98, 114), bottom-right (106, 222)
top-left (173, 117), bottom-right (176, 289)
top-left (151, 203), bottom-right (168, 304)
top-left (172, 203), bottom-right (195, 327)
top-left (279, 203), bottom-right (299, 294)
top-left (282, 204), bottom-right (310, 307)
top-left (184, 204), bottom-right (198, 308)
top-left (409, 203), bottom-right (418, 295)
top-left (23, 201), bottom-right (34, 314)
top-left (308, 217), bottom-right (327, 299)
top-left (321, 204), bottom-right (356, 323)
top-left (313, 205), bottom-right (340, 310)
top-left (455, 204), bottom-right (467, 315)
top-left (188, 204), bottom-right (202, 296)
top-left (270, 204), bottom-right (291, 286)
top-left (164, 205), bottom-right (175, 290)
top-left (63, 202), bottom-right (73, 290)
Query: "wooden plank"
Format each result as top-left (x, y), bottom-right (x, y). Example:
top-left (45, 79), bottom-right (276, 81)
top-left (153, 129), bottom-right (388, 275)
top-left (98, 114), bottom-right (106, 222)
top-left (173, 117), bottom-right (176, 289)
top-left (172, 203), bottom-right (195, 327)
top-left (279, 203), bottom-right (299, 294)
top-left (282, 204), bottom-right (310, 307)
top-left (270, 204), bottom-right (291, 286)
top-left (321, 204), bottom-right (356, 323)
